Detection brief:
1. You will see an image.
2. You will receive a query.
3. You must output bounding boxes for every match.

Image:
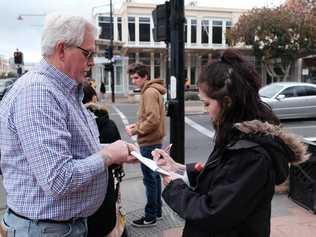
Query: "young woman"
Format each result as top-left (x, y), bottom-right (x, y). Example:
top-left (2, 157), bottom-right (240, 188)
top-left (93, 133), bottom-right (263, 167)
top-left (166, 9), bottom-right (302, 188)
top-left (83, 84), bottom-right (127, 237)
top-left (153, 49), bottom-right (309, 237)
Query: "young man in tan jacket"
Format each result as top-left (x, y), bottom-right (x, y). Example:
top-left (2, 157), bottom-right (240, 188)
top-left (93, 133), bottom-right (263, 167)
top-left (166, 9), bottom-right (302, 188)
top-left (126, 63), bottom-right (166, 227)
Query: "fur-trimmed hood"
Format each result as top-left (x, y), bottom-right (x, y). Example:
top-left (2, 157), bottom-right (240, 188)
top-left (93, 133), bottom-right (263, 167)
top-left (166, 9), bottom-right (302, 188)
top-left (234, 120), bottom-right (310, 164)
top-left (233, 120), bottom-right (310, 185)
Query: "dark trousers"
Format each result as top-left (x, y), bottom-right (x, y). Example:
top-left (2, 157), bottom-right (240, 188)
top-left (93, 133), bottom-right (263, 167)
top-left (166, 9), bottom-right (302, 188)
top-left (140, 144), bottom-right (162, 220)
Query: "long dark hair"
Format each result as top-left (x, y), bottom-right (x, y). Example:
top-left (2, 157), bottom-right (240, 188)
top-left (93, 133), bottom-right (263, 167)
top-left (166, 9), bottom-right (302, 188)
top-left (198, 49), bottom-right (279, 146)
top-left (82, 83), bottom-right (97, 104)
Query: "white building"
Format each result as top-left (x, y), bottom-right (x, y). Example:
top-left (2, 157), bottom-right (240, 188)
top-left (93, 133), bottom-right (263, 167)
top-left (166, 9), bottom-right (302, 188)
top-left (92, 1), bottom-right (247, 96)
top-left (0, 55), bottom-right (10, 76)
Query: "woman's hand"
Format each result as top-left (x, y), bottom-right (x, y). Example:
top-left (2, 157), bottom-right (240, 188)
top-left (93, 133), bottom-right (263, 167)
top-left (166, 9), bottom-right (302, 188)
top-left (152, 148), bottom-right (186, 187)
top-left (161, 172), bottom-right (182, 186)
top-left (152, 149), bottom-right (177, 172)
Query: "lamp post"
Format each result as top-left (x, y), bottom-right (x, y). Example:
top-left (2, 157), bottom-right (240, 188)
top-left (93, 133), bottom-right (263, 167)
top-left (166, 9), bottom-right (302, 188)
top-left (109, 0), bottom-right (115, 103)
top-left (17, 14), bottom-right (45, 21)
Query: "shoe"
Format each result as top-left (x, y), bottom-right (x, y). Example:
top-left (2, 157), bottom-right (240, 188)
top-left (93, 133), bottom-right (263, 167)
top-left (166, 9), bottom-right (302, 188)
top-left (132, 217), bottom-right (157, 227)
top-left (157, 215), bottom-right (162, 220)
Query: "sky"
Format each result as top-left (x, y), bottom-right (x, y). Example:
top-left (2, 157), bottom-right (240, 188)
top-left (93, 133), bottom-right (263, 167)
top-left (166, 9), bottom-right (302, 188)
top-left (0, 0), bottom-right (286, 63)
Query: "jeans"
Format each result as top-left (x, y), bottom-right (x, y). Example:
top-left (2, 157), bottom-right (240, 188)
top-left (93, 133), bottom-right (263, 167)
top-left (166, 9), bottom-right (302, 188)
top-left (140, 144), bottom-right (162, 220)
top-left (1, 209), bottom-right (88, 237)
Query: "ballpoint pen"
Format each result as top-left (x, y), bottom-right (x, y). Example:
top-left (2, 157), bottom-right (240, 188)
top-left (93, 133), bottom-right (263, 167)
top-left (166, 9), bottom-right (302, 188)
top-left (163, 144), bottom-right (173, 153)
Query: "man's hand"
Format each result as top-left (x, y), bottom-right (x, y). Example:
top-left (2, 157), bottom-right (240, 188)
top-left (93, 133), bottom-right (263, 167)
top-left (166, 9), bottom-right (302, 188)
top-left (125, 123), bottom-right (136, 136)
top-left (99, 140), bottom-right (130, 166)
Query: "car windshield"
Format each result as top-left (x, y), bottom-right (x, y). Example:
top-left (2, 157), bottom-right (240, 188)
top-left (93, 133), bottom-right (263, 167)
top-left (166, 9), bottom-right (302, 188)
top-left (259, 84), bottom-right (284, 98)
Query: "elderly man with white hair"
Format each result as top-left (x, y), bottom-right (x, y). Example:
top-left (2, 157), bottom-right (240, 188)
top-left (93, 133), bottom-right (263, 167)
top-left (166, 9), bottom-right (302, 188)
top-left (0, 13), bottom-right (134, 236)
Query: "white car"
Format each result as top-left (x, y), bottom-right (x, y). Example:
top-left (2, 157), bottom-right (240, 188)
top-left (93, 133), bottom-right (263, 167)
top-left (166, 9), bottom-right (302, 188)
top-left (259, 82), bottom-right (316, 119)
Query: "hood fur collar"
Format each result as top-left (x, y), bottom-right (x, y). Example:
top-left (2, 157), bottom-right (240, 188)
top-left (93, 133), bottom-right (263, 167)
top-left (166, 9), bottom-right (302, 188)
top-left (234, 120), bottom-right (310, 164)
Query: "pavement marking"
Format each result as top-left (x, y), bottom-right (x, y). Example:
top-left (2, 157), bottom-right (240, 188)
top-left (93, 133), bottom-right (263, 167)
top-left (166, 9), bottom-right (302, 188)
top-left (284, 125), bottom-right (316, 129)
top-left (112, 105), bottom-right (137, 141)
top-left (113, 105), bottom-right (314, 142)
top-left (185, 116), bottom-right (215, 138)
top-left (305, 137), bottom-right (316, 141)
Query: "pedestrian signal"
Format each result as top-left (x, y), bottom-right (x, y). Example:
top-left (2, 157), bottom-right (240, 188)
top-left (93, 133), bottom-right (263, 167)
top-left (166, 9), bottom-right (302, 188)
top-left (14, 51), bottom-right (23, 65)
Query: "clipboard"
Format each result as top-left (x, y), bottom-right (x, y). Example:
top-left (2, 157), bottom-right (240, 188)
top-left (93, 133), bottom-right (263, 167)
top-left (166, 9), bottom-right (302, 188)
top-left (130, 151), bottom-right (170, 176)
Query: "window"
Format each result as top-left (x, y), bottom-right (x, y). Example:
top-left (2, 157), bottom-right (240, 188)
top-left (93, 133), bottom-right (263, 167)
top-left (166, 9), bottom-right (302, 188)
top-left (294, 86), bottom-right (316, 97)
top-left (139, 17), bottom-right (150, 42)
top-left (184, 19), bottom-right (188, 43)
top-left (154, 53), bottom-right (161, 79)
top-left (128, 53), bottom-right (136, 90)
top-left (128, 53), bottom-right (136, 65)
top-left (281, 87), bottom-right (295, 98)
top-left (212, 20), bottom-right (223, 44)
top-left (295, 86), bottom-right (307, 96)
top-left (201, 20), bottom-right (209, 44)
top-left (191, 19), bottom-right (197, 43)
top-left (190, 67), bottom-right (196, 85)
top-left (99, 16), bottom-right (112, 40)
top-left (128, 17), bottom-right (135, 41)
top-left (117, 17), bottom-right (122, 41)
top-left (184, 20), bottom-right (187, 43)
top-left (139, 52), bottom-right (150, 65)
top-left (201, 54), bottom-right (209, 66)
top-left (304, 86), bottom-right (316, 96)
top-left (225, 21), bottom-right (232, 45)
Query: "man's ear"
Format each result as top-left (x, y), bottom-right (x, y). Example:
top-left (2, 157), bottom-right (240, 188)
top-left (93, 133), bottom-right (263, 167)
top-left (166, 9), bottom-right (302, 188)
top-left (55, 42), bottom-right (66, 62)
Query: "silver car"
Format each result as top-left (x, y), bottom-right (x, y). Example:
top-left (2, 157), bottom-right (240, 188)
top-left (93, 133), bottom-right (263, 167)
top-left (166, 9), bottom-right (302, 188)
top-left (259, 82), bottom-right (316, 119)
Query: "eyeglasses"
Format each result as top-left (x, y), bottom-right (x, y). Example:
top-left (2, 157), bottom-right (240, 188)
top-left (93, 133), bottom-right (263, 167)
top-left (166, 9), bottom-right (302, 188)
top-left (76, 46), bottom-right (95, 60)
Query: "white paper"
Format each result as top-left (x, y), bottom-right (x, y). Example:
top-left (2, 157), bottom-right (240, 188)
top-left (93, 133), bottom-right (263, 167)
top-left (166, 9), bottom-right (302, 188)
top-left (131, 151), bottom-right (170, 176)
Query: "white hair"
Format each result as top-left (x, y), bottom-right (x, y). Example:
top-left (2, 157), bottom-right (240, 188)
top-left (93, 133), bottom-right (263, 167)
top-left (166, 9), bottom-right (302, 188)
top-left (41, 13), bottom-right (98, 57)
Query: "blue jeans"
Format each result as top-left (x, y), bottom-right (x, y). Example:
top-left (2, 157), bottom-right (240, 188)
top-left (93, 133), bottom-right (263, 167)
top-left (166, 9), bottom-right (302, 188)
top-left (1, 209), bottom-right (88, 237)
top-left (140, 144), bottom-right (162, 221)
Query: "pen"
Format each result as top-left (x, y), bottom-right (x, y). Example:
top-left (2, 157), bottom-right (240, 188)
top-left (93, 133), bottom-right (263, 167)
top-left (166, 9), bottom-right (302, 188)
top-left (162, 144), bottom-right (173, 153)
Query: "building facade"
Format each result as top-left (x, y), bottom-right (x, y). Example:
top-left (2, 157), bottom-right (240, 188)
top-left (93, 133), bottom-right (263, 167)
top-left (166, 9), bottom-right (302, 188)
top-left (93, 1), bottom-right (247, 96)
top-left (0, 56), bottom-right (10, 77)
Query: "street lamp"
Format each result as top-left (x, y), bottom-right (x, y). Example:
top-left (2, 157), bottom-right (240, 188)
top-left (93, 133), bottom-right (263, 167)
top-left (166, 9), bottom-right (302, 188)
top-left (91, 2), bottom-right (115, 103)
top-left (109, 0), bottom-right (115, 103)
top-left (17, 14), bottom-right (45, 21)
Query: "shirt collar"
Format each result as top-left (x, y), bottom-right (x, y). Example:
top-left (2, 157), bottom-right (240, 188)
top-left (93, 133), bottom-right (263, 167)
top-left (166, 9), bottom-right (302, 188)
top-left (36, 58), bottom-right (79, 94)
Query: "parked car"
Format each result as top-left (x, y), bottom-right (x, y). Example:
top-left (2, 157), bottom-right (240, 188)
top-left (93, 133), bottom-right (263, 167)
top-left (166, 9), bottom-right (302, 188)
top-left (0, 78), bottom-right (16, 101)
top-left (259, 82), bottom-right (316, 119)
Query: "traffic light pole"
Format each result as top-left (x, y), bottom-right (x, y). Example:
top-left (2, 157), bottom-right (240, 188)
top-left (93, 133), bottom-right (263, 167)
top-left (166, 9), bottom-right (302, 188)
top-left (169, 0), bottom-right (185, 164)
top-left (109, 0), bottom-right (115, 103)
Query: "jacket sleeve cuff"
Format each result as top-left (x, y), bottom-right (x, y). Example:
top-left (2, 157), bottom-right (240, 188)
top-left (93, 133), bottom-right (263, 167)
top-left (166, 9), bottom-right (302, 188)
top-left (186, 163), bottom-right (199, 187)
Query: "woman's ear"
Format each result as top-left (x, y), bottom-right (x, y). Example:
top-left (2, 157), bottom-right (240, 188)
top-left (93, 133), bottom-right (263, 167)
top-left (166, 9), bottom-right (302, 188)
top-left (223, 96), bottom-right (232, 108)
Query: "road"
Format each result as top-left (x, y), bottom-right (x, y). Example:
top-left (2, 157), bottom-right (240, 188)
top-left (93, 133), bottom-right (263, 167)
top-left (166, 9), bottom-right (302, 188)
top-left (1, 102), bottom-right (315, 207)
top-left (110, 103), bottom-right (316, 165)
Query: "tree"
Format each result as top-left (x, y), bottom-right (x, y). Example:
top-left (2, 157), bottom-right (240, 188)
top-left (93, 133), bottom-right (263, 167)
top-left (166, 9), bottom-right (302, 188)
top-left (229, 0), bottom-right (316, 81)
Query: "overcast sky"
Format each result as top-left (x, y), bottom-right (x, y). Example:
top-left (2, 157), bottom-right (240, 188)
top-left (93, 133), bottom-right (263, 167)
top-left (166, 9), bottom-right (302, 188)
top-left (0, 0), bottom-right (285, 63)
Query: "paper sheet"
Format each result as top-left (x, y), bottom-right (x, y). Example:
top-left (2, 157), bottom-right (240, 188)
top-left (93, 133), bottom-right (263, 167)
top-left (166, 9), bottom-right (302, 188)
top-left (130, 151), bottom-right (170, 176)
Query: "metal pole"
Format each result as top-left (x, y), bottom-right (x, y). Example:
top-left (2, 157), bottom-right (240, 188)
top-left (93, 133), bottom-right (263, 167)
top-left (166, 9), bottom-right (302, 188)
top-left (169, 0), bottom-right (185, 164)
top-left (109, 0), bottom-right (115, 103)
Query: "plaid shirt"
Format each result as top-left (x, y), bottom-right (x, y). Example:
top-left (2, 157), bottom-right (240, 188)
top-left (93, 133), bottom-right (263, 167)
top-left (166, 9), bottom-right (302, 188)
top-left (0, 59), bottom-right (107, 220)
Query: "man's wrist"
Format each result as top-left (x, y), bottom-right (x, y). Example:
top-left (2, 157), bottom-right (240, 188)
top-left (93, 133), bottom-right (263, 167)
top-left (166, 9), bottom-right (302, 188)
top-left (100, 152), bottom-right (113, 167)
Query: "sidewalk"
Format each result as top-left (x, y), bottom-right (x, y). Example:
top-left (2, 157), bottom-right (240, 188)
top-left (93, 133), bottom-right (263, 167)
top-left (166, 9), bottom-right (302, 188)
top-left (121, 164), bottom-right (316, 237)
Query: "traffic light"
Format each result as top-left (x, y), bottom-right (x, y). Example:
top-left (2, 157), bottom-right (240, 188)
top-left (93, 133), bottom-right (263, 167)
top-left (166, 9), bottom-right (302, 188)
top-left (104, 63), bottom-right (113, 71)
top-left (17, 67), bottom-right (22, 75)
top-left (104, 47), bottom-right (112, 59)
top-left (152, 2), bottom-right (170, 42)
top-left (14, 51), bottom-right (23, 65)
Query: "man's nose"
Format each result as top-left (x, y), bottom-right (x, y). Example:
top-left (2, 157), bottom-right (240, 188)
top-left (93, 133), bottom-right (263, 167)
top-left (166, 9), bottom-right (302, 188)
top-left (87, 59), bottom-right (95, 67)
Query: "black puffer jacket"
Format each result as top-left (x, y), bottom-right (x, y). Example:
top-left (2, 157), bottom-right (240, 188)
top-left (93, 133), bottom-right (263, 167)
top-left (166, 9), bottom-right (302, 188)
top-left (87, 109), bottom-right (122, 237)
top-left (163, 120), bottom-right (309, 237)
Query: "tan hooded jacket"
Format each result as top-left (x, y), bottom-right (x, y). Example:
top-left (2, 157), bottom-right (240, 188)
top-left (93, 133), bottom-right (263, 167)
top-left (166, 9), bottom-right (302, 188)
top-left (131, 79), bottom-right (166, 146)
